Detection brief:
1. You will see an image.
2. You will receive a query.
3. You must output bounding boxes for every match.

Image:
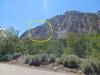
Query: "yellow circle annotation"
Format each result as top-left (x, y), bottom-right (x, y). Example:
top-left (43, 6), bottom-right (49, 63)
top-left (28, 20), bottom-right (53, 43)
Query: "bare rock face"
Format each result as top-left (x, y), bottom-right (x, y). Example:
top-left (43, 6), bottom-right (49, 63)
top-left (21, 10), bottom-right (100, 39)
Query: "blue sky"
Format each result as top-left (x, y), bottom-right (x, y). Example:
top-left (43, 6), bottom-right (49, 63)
top-left (0, 0), bottom-right (100, 35)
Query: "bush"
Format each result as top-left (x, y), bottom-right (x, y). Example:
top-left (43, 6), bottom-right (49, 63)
top-left (29, 55), bottom-right (41, 66)
top-left (13, 53), bottom-right (21, 59)
top-left (24, 55), bottom-right (31, 64)
top-left (40, 54), bottom-right (48, 64)
top-left (91, 61), bottom-right (100, 75)
top-left (56, 57), bottom-right (63, 64)
top-left (80, 60), bottom-right (95, 75)
top-left (63, 55), bottom-right (81, 69)
top-left (48, 54), bottom-right (56, 63)
top-left (1, 54), bottom-right (13, 62)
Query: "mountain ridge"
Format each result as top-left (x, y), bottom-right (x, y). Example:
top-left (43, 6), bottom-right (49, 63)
top-left (21, 10), bottom-right (100, 39)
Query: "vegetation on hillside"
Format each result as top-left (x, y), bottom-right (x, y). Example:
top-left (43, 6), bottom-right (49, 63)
top-left (0, 27), bottom-right (100, 75)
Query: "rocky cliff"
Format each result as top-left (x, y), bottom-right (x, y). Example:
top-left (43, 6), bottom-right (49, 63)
top-left (21, 10), bottom-right (100, 39)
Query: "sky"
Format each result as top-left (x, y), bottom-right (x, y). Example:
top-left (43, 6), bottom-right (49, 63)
top-left (0, 0), bottom-right (100, 36)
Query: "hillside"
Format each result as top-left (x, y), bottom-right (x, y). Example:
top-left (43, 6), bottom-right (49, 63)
top-left (21, 10), bottom-right (100, 39)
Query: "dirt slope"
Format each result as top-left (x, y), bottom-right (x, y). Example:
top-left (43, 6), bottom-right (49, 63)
top-left (0, 63), bottom-right (79, 75)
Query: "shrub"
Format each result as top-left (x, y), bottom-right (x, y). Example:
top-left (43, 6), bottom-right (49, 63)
top-left (80, 59), bottom-right (96, 75)
top-left (29, 55), bottom-right (41, 66)
top-left (48, 54), bottom-right (56, 63)
top-left (13, 53), bottom-right (21, 59)
top-left (1, 54), bottom-right (13, 62)
top-left (56, 57), bottom-right (63, 64)
top-left (40, 54), bottom-right (48, 64)
top-left (63, 55), bottom-right (81, 69)
top-left (89, 60), bottom-right (100, 75)
top-left (24, 55), bottom-right (31, 64)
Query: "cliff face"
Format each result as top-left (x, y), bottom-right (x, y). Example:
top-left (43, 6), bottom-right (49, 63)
top-left (21, 11), bottom-right (100, 39)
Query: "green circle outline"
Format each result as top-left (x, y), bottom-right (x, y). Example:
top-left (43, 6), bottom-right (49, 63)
top-left (28, 20), bottom-right (53, 42)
